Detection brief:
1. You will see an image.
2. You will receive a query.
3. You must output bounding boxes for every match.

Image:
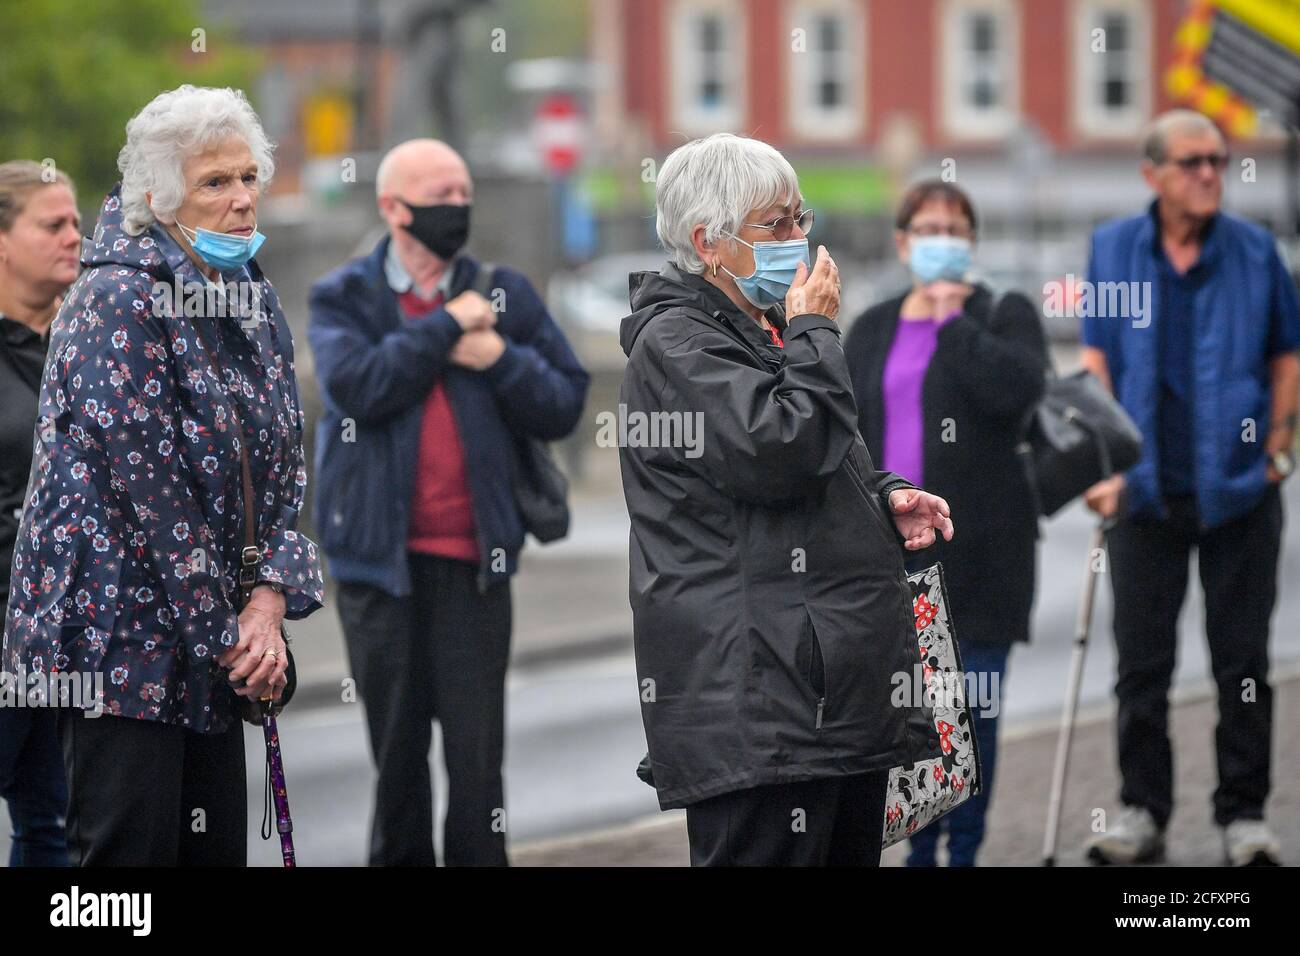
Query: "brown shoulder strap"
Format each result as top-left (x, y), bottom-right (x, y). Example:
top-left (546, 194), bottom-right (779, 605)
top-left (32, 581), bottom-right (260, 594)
top-left (188, 319), bottom-right (260, 607)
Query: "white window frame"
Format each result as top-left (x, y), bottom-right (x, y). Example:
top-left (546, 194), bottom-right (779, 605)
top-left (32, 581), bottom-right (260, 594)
top-left (940, 0), bottom-right (1020, 140)
top-left (668, 0), bottom-right (748, 134)
top-left (1072, 0), bottom-right (1150, 138)
top-left (785, 0), bottom-right (866, 141)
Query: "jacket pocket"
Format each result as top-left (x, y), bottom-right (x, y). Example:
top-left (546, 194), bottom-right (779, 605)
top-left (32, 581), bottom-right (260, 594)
top-left (318, 442), bottom-right (389, 560)
top-left (800, 610), bottom-right (828, 730)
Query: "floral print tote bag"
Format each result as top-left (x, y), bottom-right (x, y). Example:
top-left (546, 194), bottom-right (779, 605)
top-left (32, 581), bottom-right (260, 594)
top-left (882, 563), bottom-right (984, 849)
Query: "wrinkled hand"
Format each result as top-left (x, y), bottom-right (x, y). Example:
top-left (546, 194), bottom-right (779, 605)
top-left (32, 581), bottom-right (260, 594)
top-left (444, 290), bottom-right (496, 332)
top-left (449, 328), bottom-right (506, 370)
top-left (888, 488), bottom-right (954, 551)
top-left (218, 586), bottom-right (288, 708)
top-left (785, 245), bottom-right (840, 322)
top-left (1083, 474), bottom-right (1126, 518)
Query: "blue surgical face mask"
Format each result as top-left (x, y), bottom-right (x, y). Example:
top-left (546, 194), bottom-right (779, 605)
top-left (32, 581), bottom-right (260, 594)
top-left (176, 219), bottom-right (266, 272)
top-left (721, 235), bottom-right (811, 309)
top-left (907, 235), bottom-right (972, 284)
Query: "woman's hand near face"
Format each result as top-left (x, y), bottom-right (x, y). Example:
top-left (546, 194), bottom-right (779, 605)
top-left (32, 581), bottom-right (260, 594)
top-left (785, 244), bottom-right (840, 322)
top-left (218, 586), bottom-right (289, 705)
top-left (923, 280), bottom-right (973, 320)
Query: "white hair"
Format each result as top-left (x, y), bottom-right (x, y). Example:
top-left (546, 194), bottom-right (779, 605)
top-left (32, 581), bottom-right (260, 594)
top-left (1142, 110), bottom-right (1224, 164)
top-left (117, 85), bottom-right (276, 236)
top-left (655, 133), bottom-right (800, 275)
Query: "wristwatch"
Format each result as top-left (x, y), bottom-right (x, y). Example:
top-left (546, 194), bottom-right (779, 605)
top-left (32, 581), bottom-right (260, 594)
top-left (257, 580), bottom-right (285, 595)
top-left (1272, 451), bottom-right (1296, 480)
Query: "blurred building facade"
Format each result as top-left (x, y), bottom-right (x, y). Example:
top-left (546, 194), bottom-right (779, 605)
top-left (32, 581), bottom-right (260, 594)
top-left (590, 0), bottom-right (1293, 237)
top-left (197, 0), bottom-right (573, 313)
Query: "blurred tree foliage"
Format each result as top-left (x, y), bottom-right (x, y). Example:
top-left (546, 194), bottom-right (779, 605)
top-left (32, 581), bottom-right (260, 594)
top-left (0, 0), bottom-right (260, 219)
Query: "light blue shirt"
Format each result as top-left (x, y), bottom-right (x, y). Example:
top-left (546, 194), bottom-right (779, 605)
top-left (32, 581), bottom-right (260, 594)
top-left (385, 241), bottom-right (455, 299)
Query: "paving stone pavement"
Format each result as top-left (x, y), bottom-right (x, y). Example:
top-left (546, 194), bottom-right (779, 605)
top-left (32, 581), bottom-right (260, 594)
top-left (512, 673), bottom-right (1300, 867)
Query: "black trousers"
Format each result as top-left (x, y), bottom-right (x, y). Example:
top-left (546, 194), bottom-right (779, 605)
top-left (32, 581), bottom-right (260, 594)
top-left (337, 553), bottom-right (512, 866)
top-left (57, 708), bottom-right (247, 866)
top-left (685, 770), bottom-right (891, 866)
top-left (1106, 486), bottom-right (1283, 829)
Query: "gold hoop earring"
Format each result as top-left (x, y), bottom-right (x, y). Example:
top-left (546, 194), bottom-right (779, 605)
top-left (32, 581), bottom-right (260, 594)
top-left (712, 261), bottom-right (718, 278)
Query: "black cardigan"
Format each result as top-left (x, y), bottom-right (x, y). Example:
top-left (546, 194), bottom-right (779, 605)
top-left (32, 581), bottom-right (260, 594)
top-left (0, 315), bottom-right (48, 611)
top-left (844, 285), bottom-right (1049, 646)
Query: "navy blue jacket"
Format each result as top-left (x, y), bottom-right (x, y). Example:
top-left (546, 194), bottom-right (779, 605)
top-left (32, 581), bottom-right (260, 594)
top-left (1083, 203), bottom-right (1300, 528)
top-left (308, 238), bottom-right (589, 596)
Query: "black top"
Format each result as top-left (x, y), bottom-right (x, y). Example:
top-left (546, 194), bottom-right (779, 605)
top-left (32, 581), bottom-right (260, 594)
top-left (1151, 207), bottom-right (1213, 499)
top-left (0, 313), bottom-right (48, 609)
top-left (844, 285), bottom-right (1049, 646)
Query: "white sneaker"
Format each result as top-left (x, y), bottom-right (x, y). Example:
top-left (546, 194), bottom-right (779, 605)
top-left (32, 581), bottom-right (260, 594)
top-left (1086, 805), bottom-right (1165, 865)
top-left (1221, 820), bottom-right (1281, 867)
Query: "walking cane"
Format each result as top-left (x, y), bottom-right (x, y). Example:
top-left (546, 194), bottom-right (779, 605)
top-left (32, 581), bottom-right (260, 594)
top-left (261, 699), bottom-right (296, 868)
top-left (190, 321), bottom-right (298, 867)
top-left (1041, 517), bottom-right (1114, 866)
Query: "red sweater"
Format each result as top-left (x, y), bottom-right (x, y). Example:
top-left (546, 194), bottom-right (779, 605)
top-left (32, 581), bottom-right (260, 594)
top-left (398, 289), bottom-right (479, 562)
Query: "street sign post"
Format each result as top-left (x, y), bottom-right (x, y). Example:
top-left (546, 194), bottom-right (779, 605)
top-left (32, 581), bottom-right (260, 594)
top-left (533, 94), bottom-right (584, 177)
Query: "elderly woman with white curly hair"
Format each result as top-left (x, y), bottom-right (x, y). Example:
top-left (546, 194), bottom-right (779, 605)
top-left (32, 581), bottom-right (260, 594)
top-left (619, 133), bottom-right (955, 866)
top-left (1, 85), bottom-right (323, 866)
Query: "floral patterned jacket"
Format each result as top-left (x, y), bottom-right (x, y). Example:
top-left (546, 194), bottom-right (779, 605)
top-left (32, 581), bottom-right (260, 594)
top-left (2, 186), bottom-right (324, 733)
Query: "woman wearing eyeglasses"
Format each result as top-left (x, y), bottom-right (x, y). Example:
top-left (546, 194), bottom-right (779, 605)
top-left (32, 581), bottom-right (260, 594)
top-left (844, 179), bottom-right (1048, 866)
top-left (620, 134), bottom-right (953, 866)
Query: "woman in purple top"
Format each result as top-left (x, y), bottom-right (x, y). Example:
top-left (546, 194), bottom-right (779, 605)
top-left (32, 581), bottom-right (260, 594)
top-left (845, 181), bottom-right (1048, 867)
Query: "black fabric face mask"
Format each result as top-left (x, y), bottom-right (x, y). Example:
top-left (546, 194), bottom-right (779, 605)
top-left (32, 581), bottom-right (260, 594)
top-left (400, 200), bottom-right (471, 260)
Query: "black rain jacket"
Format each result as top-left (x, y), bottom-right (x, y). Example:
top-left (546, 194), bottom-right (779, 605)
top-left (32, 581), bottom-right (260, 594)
top-left (619, 263), bottom-right (936, 810)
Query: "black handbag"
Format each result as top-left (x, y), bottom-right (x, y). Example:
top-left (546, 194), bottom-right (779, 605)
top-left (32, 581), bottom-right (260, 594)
top-left (471, 262), bottom-right (571, 544)
top-left (1016, 369), bottom-right (1143, 517)
top-left (509, 433), bottom-right (571, 543)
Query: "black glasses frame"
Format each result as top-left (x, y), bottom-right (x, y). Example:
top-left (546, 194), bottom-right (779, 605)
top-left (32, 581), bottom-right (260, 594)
top-left (1167, 152), bottom-right (1230, 174)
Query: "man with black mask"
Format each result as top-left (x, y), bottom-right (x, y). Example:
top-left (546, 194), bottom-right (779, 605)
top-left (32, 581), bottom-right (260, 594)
top-left (308, 139), bottom-right (589, 866)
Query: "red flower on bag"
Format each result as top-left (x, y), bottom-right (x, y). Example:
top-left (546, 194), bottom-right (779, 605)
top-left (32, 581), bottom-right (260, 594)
top-left (936, 720), bottom-right (955, 755)
top-left (914, 594), bottom-right (938, 631)
top-left (933, 765), bottom-right (944, 782)
top-left (953, 774), bottom-right (964, 791)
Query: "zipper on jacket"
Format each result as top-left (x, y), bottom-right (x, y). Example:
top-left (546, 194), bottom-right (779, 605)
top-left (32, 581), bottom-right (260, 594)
top-left (808, 617), bottom-right (827, 730)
